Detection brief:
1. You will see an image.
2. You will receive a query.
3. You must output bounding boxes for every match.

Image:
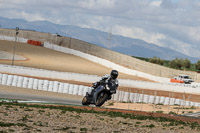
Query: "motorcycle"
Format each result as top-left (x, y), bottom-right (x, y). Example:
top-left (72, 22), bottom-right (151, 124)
top-left (82, 81), bottom-right (117, 107)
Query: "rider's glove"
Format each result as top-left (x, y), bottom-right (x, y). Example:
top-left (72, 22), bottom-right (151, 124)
top-left (110, 90), bottom-right (116, 94)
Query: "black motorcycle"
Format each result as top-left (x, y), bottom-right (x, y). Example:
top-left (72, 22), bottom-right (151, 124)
top-left (82, 81), bottom-right (117, 107)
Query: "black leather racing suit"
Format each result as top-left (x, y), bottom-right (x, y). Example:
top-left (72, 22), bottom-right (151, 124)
top-left (92, 74), bottom-right (118, 95)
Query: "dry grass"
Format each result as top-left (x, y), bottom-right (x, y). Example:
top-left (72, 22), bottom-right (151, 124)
top-left (0, 102), bottom-right (200, 133)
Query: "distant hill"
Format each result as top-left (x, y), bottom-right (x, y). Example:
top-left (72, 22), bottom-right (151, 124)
top-left (0, 16), bottom-right (198, 63)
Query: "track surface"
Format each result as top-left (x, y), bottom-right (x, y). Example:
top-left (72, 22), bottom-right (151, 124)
top-left (0, 85), bottom-right (83, 105)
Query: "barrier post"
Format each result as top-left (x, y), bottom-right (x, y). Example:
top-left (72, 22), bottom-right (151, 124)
top-left (128, 88), bottom-right (130, 110)
top-left (186, 95), bottom-right (192, 106)
top-left (0, 73), bottom-right (2, 84)
top-left (140, 90), bottom-right (144, 111)
top-left (172, 91), bottom-right (175, 105)
top-left (168, 92), bottom-right (171, 113)
top-left (153, 89), bottom-right (157, 113)
top-left (182, 92), bottom-right (186, 113)
top-left (136, 90), bottom-right (139, 103)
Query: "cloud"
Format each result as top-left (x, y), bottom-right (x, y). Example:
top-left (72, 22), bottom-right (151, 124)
top-left (150, 1), bottom-right (162, 6)
top-left (0, 0), bottom-right (199, 58)
top-left (161, 0), bottom-right (177, 9)
top-left (113, 25), bottom-right (166, 47)
top-left (79, 0), bottom-right (116, 10)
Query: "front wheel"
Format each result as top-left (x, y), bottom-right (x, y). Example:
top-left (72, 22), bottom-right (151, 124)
top-left (82, 96), bottom-right (90, 106)
top-left (95, 92), bottom-right (108, 107)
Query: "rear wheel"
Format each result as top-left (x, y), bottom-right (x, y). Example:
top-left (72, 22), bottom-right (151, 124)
top-left (82, 96), bottom-right (90, 106)
top-left (96, 92), bottom-right (108, 107)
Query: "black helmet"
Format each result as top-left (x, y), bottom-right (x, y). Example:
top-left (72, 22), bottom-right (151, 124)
top-left (110, 70), bottom-right (118, 79)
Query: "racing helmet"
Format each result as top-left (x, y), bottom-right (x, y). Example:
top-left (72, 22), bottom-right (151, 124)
top-left (110, 70), bottom-right (118, 79)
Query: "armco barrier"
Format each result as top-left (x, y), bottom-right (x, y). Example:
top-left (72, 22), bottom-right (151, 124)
top-left (38, 80), bottom-right (44, 90)
top-left (2, 74), bottom-right (8, 85)
top-left (0, 73), bottom-right (200, 107)
top-left (22, 77), bottom-right (28, 88)
top-left (28, 78), bottom-right (34, 89)
top-left (73, 85), bottom-right (79, 95)
top-left (43, 80), bottom-right (49, 91)
top-left (33, 79), bottom-right (38, 90)
top-left (7, 75), bottom-right (13, 86)
top-left (63, 83), bottom-right (69, 93)
top-left (17, 76), bottom-right (23, 88)
top-left (48, 81), bottom-right (54, 92)
top-left (12, 75), bottom-right (18, 86)
top-left (53, 81), bottom-right (59, 92)
top-left (68, 84), bottom-right (74, 94)
top-left (0, 73), bottom-right (2, 84)
top-left (143, 95), bottom-right (149, 103)
top-left (58, 83), bottom-right (64, 93)
top-left (83, 87), bottom-right (89, 97)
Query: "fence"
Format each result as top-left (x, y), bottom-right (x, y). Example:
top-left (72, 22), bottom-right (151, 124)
top-left (0, 28), bottom-right (199, 82)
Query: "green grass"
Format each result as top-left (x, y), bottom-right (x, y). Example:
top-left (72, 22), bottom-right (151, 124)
top-left (24, 108), bottom-right (33, 111)
top-left (21, 115), bottom-right (29, 121)
top-left (142, 124), bottom-right (155, 128)
top-left (0, 121), bottom-right (28, 127)
top-left (80, 128), bottom-right (87, 132)
top-left (173, 106), bottom-right (196, 110)
top-left (156, 111), bottom-right (164, 114)
top-left (54, 126), bottom-right (70, 131)
top-left (136, 121), bottom-right (142, 124)
top-left (169, 111), bottom-right (177, 115)
top-left (108, 102), bottom-right (114, 106)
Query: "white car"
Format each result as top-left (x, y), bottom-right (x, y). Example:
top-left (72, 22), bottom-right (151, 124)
top-left (174, 75), bottom-right (194, 84)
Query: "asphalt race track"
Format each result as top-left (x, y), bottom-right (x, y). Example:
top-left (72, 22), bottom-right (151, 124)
top-left (0, 85), bottom-right (83, 105)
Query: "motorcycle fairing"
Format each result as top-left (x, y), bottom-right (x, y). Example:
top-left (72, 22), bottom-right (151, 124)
top-left (93, 85), bottom-right (105, 104)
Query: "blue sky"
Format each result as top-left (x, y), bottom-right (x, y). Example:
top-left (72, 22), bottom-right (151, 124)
top-left (0, 0), bottom-right (199, 58)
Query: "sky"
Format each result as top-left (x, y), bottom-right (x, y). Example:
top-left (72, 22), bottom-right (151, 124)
top-left (0, 0), bottom-right (200, 58)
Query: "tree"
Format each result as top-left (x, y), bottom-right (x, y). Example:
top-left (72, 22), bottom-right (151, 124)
top-left (156, 58), bottom-right (164, 65)
top-left (195, 60), bottom-right (200, 72)
top-left (149, 56), bottom-right (157, 64)
top-left (182, 58), bottom-right (191, 70)
top-left (149, 56), bottom-right (164, 65)
top-left (169, 58), bottom-right (183, 69)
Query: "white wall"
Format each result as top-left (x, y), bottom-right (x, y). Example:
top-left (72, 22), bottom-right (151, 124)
top-left (0, 35), bottom-right (27, 43)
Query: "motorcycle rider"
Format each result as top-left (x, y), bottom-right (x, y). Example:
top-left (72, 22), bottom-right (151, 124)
top-left (89, 70), bottom-right (119, 96)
